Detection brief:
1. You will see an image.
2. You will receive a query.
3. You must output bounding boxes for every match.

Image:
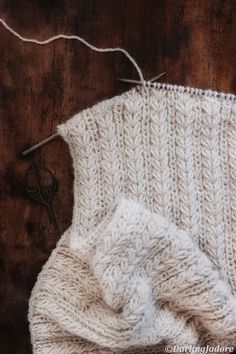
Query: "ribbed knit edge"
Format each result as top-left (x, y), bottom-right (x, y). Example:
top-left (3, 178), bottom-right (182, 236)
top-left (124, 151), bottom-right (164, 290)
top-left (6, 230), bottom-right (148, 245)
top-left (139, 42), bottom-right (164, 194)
top-left (57, 83), bottom-right (235, 134)
top-left (57, 82), bottom-right (236, 158)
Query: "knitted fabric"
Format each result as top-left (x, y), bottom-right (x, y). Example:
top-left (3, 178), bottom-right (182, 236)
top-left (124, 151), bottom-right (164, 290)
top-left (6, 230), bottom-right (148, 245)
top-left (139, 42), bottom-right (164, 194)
top-left (29, 83), bottom-right (236, 353)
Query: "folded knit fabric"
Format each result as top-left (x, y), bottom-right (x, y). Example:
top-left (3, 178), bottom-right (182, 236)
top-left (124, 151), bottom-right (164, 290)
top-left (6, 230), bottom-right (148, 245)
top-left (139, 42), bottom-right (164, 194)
top-left (29, 83), bottom-right (236, 353)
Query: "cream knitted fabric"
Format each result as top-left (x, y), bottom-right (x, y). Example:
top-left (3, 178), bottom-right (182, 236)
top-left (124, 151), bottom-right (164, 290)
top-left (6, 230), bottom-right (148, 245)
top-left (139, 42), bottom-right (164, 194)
top-left (29, 83), bottom-right (236, 353)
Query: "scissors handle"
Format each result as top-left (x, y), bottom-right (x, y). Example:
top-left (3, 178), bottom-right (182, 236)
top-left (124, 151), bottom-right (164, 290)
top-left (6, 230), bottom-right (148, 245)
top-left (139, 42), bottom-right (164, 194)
top-left (46, 204), bottom-right (58, 230)
top-left (24, 163), bottom-right (59, 230)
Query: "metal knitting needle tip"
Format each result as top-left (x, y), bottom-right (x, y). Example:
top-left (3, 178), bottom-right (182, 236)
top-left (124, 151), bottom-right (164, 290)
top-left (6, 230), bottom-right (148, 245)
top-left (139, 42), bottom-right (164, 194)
top-left (21, 132), bottom-right (59, 156)
top-left (117, 72), bottom-right (166, 85)
top-left (149, 72), bottom-right (166, 82)
top-left (117, 78), bottom-right (145, 84)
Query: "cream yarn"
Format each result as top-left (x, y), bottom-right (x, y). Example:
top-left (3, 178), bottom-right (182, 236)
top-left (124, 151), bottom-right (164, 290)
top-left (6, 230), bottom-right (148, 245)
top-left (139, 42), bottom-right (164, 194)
top-left (29, 83), bottom-right (236, 353)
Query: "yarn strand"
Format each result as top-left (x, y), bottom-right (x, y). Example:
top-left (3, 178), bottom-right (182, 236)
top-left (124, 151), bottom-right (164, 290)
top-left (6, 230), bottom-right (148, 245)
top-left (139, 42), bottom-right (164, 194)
top-left (0, 18), bottom-right (145, 83)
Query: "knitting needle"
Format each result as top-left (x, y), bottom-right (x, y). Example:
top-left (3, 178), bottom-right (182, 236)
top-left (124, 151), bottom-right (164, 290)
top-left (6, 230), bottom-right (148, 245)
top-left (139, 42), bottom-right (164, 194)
top-left (117, 72), bottom-right (166, 84)
top-left (22, 133), bottom-right (59, 156)
top-left (21, 73), bottom-right (166, 156)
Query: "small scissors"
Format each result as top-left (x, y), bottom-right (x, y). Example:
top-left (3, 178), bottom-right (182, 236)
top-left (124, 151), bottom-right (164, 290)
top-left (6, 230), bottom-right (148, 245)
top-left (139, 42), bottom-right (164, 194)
top-left (24, 163), bottom-right (59, 229)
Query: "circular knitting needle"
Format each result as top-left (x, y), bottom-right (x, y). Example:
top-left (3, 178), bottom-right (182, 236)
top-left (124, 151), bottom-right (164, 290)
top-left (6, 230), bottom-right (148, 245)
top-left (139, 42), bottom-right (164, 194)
top-left (20, 72), bottom-right (166, 157)
top-left (24, 163), bottom-right (59, 229)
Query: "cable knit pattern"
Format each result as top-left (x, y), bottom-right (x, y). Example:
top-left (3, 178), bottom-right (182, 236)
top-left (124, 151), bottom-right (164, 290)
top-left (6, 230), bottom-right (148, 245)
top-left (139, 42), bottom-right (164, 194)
top-left (29, 83), bottom-right (236, 353)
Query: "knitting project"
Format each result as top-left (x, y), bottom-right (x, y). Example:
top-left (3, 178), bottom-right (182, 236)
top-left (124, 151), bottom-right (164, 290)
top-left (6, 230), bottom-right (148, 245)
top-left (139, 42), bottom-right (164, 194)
top-left (29, 83), bottom-right (236, 353)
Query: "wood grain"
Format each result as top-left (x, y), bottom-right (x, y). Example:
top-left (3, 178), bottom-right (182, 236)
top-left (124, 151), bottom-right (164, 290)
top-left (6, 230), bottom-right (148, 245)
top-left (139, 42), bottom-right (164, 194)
top-left (0, 1), bottom-right (235, 353)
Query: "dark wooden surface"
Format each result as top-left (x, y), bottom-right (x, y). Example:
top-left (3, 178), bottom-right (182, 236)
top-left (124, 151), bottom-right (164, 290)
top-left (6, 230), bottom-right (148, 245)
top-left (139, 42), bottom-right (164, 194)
top-left (0, 1), bottom-right (235, 353)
